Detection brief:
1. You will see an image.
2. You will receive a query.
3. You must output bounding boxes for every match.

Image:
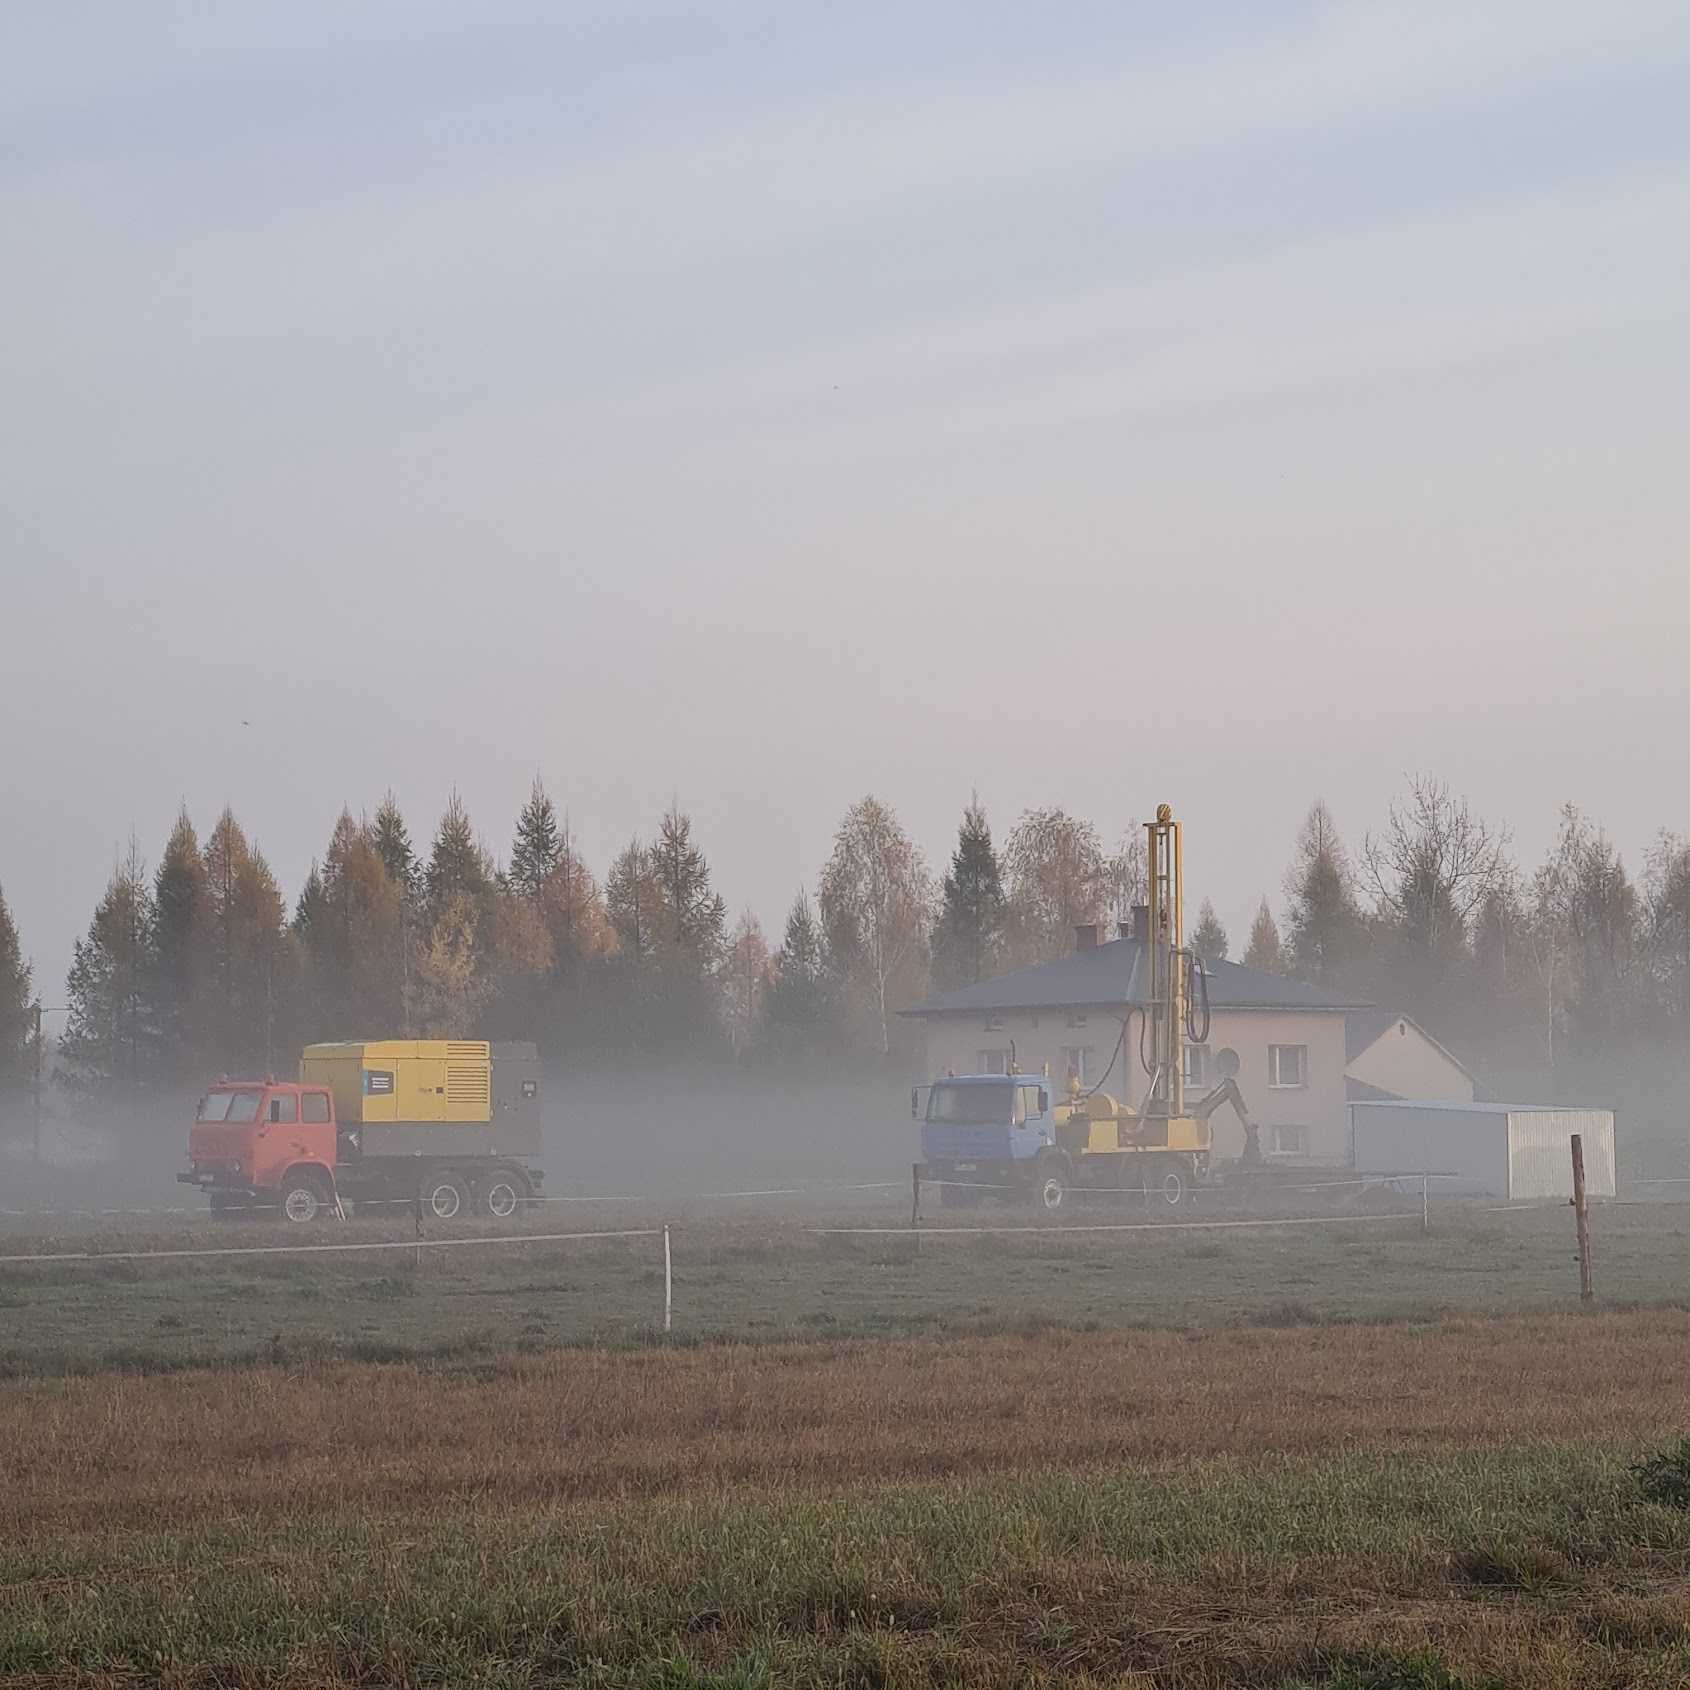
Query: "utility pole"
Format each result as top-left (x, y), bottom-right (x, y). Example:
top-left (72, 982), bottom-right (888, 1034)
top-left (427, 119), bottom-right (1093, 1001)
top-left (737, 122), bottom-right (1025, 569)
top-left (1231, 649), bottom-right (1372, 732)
top-left (32, 1000), bottom-right (42, 1168)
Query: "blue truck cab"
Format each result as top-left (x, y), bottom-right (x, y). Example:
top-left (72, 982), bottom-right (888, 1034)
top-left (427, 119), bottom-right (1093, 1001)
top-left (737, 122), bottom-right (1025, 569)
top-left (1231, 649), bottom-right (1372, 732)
top-left (914, 1073), bottom-right (1065, 1207)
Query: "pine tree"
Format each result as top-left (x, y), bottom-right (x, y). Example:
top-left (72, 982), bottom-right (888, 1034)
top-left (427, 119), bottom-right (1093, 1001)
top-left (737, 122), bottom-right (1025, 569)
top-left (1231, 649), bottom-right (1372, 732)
top-left (426, 790), bottom-right (495, 911)
top-left (299, 810), bottom-right (403, 1036)
top-left (1284, 800), bottom-right (1365, 989)
top-left (59, 842), bottom-right (158, 1107)
top-left (1189, 898), bottom-right (1229, 963)
top-left (509, 778), bottom-right (562, 901)
top-left (764, 890), bottom-right (835, 1061)
top-left (0, 882), bottom-right (32, 1094)
top-left (372, 792), bottom-right (419, 899)
top-left (152, 808), bottom-right (210, 1079)
top-left (932, 796), bottom-right (1007, 990)
top-left (650, 803), bottom-right (727, 975)
top-left (1243, 898), bottom-right (1285, 974)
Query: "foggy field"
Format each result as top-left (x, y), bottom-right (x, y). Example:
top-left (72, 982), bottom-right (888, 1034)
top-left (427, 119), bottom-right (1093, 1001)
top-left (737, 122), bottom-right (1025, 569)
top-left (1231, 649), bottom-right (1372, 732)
top-left (7, 1317), bottom-right (1690, 1685)
top-left (4, 1199), bottom-right (1690, 1377)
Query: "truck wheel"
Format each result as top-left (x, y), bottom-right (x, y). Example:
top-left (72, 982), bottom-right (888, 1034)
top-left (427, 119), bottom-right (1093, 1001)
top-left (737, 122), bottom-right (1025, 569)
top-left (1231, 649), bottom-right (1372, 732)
top-left (421, 1172), bottom-right (469, 1221)
top-left (479, 1170), bottom-right (527, 1220)
top-left (1033, 1161), bottom-right (1068, 1212)
top-left (280, 1172), bottom-right (329, 1224)
top-left (1151, 1158), bottom-right (1187, 1208)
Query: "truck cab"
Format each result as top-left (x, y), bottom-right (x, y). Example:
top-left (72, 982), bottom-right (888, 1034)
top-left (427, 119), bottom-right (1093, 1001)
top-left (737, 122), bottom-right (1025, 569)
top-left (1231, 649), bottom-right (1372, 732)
top-left (181, 1079), bottom-right (339, 1220)
top-left (916, 1074), bottom-right (1061, 1206)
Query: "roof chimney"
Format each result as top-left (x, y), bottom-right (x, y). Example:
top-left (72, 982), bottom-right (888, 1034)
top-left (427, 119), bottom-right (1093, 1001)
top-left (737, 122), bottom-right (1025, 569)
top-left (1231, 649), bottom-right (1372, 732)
top-left (1116, 921), bottom-right (1132, 941)
top-left (1131, 903), bottom-right (1150, 944)
top-left (1073, 922), bottom-right (1099, 952)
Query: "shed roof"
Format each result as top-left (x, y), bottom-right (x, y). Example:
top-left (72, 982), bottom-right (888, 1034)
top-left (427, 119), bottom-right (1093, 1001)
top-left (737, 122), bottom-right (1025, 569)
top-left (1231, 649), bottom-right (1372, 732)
top-left (904, 935), bottom-right (1368, 1017)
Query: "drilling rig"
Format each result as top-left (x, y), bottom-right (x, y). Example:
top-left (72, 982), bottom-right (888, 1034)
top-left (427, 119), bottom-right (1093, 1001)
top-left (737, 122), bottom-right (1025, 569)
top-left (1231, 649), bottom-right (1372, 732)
top-left (914, 804), bottom-right (1258, 1211)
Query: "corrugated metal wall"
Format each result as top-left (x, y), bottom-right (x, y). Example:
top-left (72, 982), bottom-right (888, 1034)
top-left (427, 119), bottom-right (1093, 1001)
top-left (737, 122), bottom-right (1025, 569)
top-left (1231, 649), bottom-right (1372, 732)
top-left (1350, 1104), bottom-right (1511, 1195)
top-left (1507, 1110), bottom-right (1616, 1200)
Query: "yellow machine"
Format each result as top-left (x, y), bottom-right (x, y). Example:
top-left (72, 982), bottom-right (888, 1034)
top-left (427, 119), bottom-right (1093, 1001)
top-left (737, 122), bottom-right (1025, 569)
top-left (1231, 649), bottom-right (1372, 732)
top-left (301, 1040), bottom-right (494, 1127)
top-left (915, 804), bottom-right (1256, 1211)
top-left (1048, 805), bottom-right (1253, 1178)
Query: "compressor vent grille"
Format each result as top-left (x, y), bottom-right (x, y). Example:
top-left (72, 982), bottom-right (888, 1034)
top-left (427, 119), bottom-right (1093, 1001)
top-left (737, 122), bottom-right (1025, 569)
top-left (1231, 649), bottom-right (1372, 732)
top-left (446, 1063), bottom-right (490, 1108)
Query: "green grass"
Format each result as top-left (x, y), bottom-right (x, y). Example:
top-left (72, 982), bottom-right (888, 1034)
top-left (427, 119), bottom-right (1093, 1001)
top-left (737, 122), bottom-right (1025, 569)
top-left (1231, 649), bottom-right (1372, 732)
top-left (2, 1201), bottom-right (1689, 1376)
top-left (6, 1442), bottom-right (1690, 1686)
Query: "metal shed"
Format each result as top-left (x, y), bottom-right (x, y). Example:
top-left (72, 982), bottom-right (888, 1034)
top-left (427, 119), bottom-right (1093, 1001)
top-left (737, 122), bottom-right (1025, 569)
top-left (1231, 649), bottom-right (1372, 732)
top-left (1348, 1101), bottom-right (1616, 1200)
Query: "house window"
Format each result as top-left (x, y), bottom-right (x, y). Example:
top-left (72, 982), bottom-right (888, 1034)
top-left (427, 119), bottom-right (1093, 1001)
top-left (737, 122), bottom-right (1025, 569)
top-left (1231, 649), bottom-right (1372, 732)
top-left (1062, 1046), bottom-right (1093, 1086)
top-left (978, 1048), bottom-right (1009, 1075)
top-left (983, 1014), bottom-right (1003, 1032)
top-left (1271, 1123), bottom-right (1308, 1156)
top-left (1268, 1044), bottom-right (1307, 1088)
top-left (1065, 1012), bottom-right (1088, 1029)
top-left (1181, 1044), bottom-right (1208, 1087)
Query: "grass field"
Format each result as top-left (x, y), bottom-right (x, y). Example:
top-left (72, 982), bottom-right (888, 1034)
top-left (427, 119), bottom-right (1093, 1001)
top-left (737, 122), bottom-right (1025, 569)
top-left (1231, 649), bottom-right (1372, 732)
top-left (4, 1197), bottom-right (1690, 1375)
top-left (7, 1201), bottom-right (1690, 1685)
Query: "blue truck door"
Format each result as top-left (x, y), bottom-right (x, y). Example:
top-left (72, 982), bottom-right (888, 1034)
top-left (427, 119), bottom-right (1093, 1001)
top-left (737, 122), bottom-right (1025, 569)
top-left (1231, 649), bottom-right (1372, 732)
top-left (1009, 1081), bottom-right (1052, 1162)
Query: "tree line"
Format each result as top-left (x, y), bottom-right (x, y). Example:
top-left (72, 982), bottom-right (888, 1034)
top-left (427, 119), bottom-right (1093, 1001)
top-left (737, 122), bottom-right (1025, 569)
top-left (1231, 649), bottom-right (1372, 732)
top-left (1, 775), bottom-right (1686, 1136)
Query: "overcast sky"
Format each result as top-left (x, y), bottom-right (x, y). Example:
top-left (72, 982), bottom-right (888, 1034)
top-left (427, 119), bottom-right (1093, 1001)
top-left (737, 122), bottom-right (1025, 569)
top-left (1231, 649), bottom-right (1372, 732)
top-left (4, 0), bottom-right (1689, 1000)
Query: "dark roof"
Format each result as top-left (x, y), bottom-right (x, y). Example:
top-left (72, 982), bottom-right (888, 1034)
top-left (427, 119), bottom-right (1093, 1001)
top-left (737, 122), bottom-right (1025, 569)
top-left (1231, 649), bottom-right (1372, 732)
top-left (1344, 1009), bottom-right (1477, 1081)
top-left (904, 936), bottom-right (1368, 1017)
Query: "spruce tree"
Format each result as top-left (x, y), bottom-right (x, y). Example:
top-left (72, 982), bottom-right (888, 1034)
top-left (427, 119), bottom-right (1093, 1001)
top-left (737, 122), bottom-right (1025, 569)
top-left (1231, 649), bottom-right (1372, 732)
top-left (0, 881), bottom-right (32, 1093)
top-left (509, 778), bottom-right (563, 901)
top-left (426, 790), bottom-right (494, 911)
top-left (59, 842), bottom-right (159, 1107)
top-left (1284, 800), bottom-right (1365, 989)
top-left (932, 796), bottom-right (1007, 990)
top-left (372, 792), bottom-right (419, 899)
top-left (152, 808), bottom-right (209, 1079)
top-left (650, 803), bottom-right (727, 975)
top-left (1242, 898), bottom-right (1285, 974)
top-left (1189, 898), bottom-right (1229, 963)
top-left (606, 837), bottom-right (660, 966)
top-left (764, 890), bottom-right (834, 1061)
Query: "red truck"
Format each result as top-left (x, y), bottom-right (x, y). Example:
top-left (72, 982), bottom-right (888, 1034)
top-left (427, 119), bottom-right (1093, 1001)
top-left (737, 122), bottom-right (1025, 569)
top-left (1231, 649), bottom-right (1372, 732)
top-left (179, 1039), bottom-right (545, 1222)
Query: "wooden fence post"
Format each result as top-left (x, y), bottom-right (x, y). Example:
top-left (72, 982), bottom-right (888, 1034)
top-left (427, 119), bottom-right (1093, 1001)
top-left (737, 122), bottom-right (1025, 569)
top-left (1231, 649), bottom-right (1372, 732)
top-left (663, 1225), bottom-right (673, 1334)
top-left (1571, 1133), bottom-right (1593, 1304)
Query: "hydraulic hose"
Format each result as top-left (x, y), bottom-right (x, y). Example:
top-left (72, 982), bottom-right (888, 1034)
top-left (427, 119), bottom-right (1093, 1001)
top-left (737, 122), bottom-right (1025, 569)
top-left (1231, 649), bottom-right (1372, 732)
top-left (1080, 1008), bottom-right (1137, 1100)
top-left (1186, 952), bottom-right (1212, 1046)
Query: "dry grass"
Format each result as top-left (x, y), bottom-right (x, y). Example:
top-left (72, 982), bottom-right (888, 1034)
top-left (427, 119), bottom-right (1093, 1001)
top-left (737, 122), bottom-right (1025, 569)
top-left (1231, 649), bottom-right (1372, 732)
top-left (6, 1309), bottom-right (1690, 1539)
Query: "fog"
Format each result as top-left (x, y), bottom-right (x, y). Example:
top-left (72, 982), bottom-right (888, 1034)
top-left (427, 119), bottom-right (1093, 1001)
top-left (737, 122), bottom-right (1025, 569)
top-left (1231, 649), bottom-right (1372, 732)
top-left (6, 1), bottom-right (1690, 1009)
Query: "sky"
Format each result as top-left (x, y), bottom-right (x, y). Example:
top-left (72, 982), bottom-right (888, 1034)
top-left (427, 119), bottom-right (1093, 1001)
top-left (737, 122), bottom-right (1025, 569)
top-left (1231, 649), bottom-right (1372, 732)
top-left (4, 0), bottom-right (1689, 1003)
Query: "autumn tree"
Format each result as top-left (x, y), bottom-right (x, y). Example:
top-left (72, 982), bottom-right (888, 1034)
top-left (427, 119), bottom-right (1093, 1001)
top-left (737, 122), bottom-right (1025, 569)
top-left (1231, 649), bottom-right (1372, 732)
top-left (297, 810), bottom-right (404, 1037)
top-left (0, 882), bottom-right (31, 1096)
top-left (1645, 832), bottom-right (1690, 1033)
top-left (59, 843), bottom-right (159, 1107)
top-left (1004, 807), bottom-right (1106, 965)
top-left (539, 818), bottom-right (615, 965)
top-left (721, 909), bottom-right (771, 1058)
top-left (1284, 800), bottom-right (1366, 990)
top-left (819, 796), bottom-right (932, 1056)
top-left (1243, 898), bottom-right (1284, 974)
top-left (1105, 827), bottom-right (1147, 928)
top-left (408, 893), bottom-right (495, 1036)
top-left (931, 796), bottom-right (1007, 990)
top-left (201, 810), bottom-right (290, 1072)
top-left (606, 837), bottom-right (662, 967)
top-left (1189, 898), bottom-right (1229, 963)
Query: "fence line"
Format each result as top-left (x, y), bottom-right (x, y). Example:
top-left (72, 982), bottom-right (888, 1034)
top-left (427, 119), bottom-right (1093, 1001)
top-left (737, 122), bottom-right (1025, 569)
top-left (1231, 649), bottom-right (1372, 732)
top-left (821, 1212), bottom-right (1425, 1238)
top-left (0, 1228), bottom-right (663, 1267)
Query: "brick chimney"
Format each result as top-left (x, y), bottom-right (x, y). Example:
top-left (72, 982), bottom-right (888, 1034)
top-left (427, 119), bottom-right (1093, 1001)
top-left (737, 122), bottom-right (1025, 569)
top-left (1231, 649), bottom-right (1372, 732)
top-left (1073, 922), bottom-right (1099, 952)
top-left (1131, 903), bottom-right (1150, 943)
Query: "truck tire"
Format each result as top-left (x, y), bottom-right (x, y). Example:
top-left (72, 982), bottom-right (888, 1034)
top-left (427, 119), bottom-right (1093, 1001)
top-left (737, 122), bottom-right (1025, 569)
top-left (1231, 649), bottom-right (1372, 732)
top-left (420, 1171), bottom-right (470, 1221)
top-left (478, 1168), bottom-right (528, 1221)
top-left (279, 1171), bottom-right (330, 1224)
top-left (1150, 1157), bottom-right (1188, 1209)
top-left (1032, 1156), bottom-right (1069, 1213)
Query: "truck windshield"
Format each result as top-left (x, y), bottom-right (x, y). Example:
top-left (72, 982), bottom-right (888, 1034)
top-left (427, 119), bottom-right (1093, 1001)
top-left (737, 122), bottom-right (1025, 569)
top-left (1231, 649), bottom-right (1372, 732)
top-left (927, 1082), bottom-right (1012, 1126)
top-left (197, 1090), bottom-right (262, 1124)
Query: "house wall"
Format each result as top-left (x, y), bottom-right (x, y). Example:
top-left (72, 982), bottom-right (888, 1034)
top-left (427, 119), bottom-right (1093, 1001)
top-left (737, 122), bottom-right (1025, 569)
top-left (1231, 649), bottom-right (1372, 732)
top-left (1347, 1020), bottom-right (1475, 1102)
top-left (919, 1006), bottom-right (1351, 1163)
